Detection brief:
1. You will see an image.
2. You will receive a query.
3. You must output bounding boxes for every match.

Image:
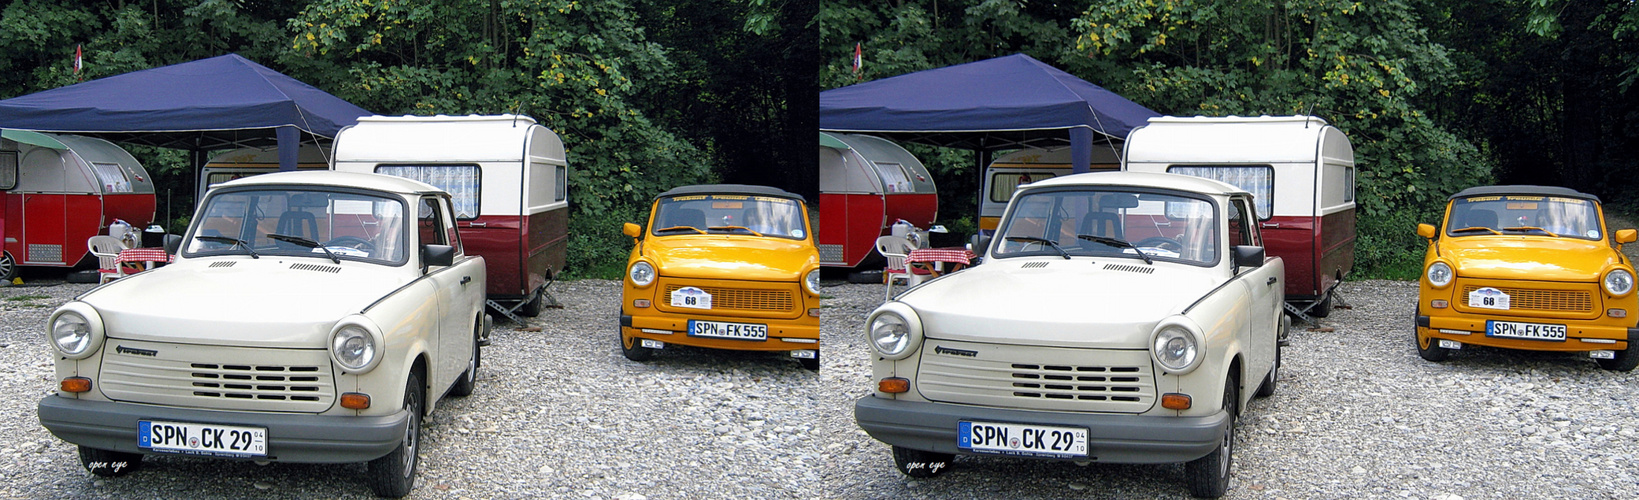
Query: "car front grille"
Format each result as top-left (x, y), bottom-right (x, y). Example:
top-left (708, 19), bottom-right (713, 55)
top-left (916, 341), bottom-right (1156, 413)
top-left (1458, 285), bottom-right (1593, 313)
top-left (662, 284), bottom-right (795, 312)
top-left (99, 340), bottom-right (335, 413)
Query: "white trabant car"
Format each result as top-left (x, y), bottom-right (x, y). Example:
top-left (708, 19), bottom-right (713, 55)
top-left (854, 171), bottom-right (1286, 498)
top-left (37, 171), bottom-right (489, 498)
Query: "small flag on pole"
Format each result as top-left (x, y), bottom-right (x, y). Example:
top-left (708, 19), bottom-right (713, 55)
top-left (853, 43), bottom-right (862, 77)
top-left (73, 45), bottom-right (82, 76)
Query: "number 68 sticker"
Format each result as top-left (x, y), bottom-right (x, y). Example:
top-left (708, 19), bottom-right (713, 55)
top-left (671, 287), bottom-right (713, 310)
top-left (1468, 287), bottom-right (1510, 310)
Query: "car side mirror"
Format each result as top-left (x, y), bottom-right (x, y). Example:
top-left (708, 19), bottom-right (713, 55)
top-left (1232, 245), bottom-right (1264, 270)
top-left (423, 244), bottom-right (456, 267)
top-left (623, 222), bottom-right (642, 239)
top-left (1617, 229), bottom-right (1637, 244)
top-left (164, 234), bottom-right (183, 254)
top-left (969, 234), bottom-right (992, 258)
top-left (1417, 223), bottom-right (1436, 239)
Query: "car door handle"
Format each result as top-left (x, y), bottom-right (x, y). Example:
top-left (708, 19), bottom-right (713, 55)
top-left (461, 276), bottom-right (472, 285)
top-left (1266, 277), bottom-right (1278, 285)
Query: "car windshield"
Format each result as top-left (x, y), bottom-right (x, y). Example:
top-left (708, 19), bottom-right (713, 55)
top-left (186, 188), bottom-right (409, 264)
top-left (1446, 194), bottom-right (1601, 240)
top-left (993, 187), bottom-right (1219, 265)
top-left (651, 193), bottom-right (808, 240)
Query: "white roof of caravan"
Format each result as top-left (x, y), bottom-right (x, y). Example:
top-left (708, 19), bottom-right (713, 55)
top-left (1125, 115), bottom-right (1353, 164)
top-left (333, 114), bottom-right (566, 164)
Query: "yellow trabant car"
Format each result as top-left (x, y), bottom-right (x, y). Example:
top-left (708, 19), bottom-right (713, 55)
top-left (1415, 185), bottom-right (1638, 371)
top-left (619, 185), bottom-right (822, 370)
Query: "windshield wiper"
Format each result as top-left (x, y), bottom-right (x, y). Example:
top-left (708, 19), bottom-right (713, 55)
top-left (1004, 236), bottom-right (1071, 260)
top-left (196, 235), bottom-right (259, 259)
top-left (1501, 226), bottom-right (1560, 237)
top-left (1077, 234), bottom-right (1153, 265)
top-left (707, 225), bottom-right (764, 237)
top-left (268, 233), bottom-right (341, 264)
top-left (1450, 226), bottom-right (1502, 235)
top-left (654, 226), bottom-right (706, 234)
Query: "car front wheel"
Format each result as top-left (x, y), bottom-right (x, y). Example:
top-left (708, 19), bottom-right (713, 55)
top-left (1596, 347), bottom-right (1639, 372)
top-left (367, 372), bottom-right (423, 498)
top-left (620, 326), bottom-right (655, 361)
top-left (891, 446), bottom-right (953, 478)
top-left (1416, 328), bottom-right (1451, 362)
top-left (1185, 377), bottom-right (1237, 498)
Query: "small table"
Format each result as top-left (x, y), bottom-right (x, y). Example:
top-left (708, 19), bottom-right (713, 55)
top-left (116, 248), bottom-right (173, 271)
top-left (906, 247), bottom-right (977, 276)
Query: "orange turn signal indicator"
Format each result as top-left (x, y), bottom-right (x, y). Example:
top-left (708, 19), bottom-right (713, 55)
top-left (340, 392), bottom-right (372, 410)
top-left (1161, 393), bottom-right (1192, 410)
top-left (878, 377), bottom-right (910, 394)
top-left (1431, 300), bottom-right (1449, 309)
top-left (1609, 308), bottom-right (1627, 318)
top-left (633, 299), bottom-right (651, 308)
top-left (61, 377), bottom-right (92, 393)
top-left (808, 308), bottom-right (821, 317)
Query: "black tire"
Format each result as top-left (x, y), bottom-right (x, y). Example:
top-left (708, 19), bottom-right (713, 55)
top-left (1185, 378), bottom-right (1237, 498)
top-left (1596, 347), bottom-right (1639, 372)
top-left (799, 351), bottom-right (819, 371)
top-left (78, 446), bottom-right (141, 477)
top-left (891, 446), bottom-right (953, 478)
top-left (518, 291), bottom-right (543, 318)
top-left (448, 320), bottom-right (481, 397)
top-left (0, 251), bottom-right (16, 282)
top-left (367, 372), bottom-right (423, 498)
top-left (1308, 292), bottom-right (1334, 318)
top-left (1416, 328), bottom-right (1451, 362)
top-left (1255, 344), bottom-right (1280, 398)
top-left (620, 326), bottom-right (655, 361)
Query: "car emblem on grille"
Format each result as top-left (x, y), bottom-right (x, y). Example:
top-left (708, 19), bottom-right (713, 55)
top-left (115, 345), bottom-right (158, 357)
top-left (933, 345), bottom-right (977, 357)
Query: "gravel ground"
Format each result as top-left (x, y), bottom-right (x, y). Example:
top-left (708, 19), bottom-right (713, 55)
top-left (1, 276), bottom-right (1636, 499)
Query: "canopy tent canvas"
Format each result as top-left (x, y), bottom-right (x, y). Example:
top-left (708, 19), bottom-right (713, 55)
top-left (819, 53), bottom-right (1159, 174)
top-left (0, 53), bottom-right (371, 173)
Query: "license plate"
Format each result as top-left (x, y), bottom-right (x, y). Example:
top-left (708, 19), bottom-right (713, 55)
top-left (688, 320), bottom-right (767, 341)
top-left (1487, 320), bottom-right (1567, 341)
top-left (958, 421), bottom-right (1088, 458)
top-left (139, 420), bottom-right (266, 458)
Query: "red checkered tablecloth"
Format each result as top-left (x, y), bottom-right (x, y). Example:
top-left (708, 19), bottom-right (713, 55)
top-left (906, 247), bottom-right (976, 266)
top-left (116, 248), bottom-right (173, 265)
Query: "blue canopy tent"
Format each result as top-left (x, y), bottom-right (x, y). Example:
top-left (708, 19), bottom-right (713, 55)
top-left (0, 53), bottom-right (371, 174)
top-left (819, 53), bottom-right (1160, 175)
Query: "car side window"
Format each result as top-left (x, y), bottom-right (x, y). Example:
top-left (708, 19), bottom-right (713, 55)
top-left (418, 197), bottom-right (448, 247)
top-left (1229, 199), bottom-right (1257, 247)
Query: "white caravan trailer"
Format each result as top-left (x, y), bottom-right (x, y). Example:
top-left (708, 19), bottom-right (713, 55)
top-left (332, 114), bottom-right (569, 321)
top-left (1123, 115), bottom-right (1356, 317)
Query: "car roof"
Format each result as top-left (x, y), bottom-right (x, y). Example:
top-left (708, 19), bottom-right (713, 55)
top-left (217, 170), bottom-right (444, 196)
top-left (657, 184), bottom-right (805, 202)
top-left (1023, 171), bottom-right (1249, 197)
top-left (1449, 185), bottom-right (1599, 203)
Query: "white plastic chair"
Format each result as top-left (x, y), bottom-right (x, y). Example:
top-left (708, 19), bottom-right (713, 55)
top-left (875, 235), bottom-right (930, 300)
top-left (87, 235), bottom-right (129, 283)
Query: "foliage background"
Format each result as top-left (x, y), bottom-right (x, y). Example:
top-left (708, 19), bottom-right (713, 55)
top-left (0, 0), bottom-right (814, 279)
top-left (821, 0), bottom-right (1639, 278)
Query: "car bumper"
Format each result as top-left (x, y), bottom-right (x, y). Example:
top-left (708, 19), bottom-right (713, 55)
top-left (1417, 314), bottom-right (1635, 351)
top-left (38, 396), bottom-right (408, 463)
top-left (853, 396), bottom-right (1229, 464)
top-left (621, 314), bottom-right (819, 352)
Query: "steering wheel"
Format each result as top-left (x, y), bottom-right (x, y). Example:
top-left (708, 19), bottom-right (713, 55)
top-left (1135, 236), bottom-right (1183, 252)
top-left (321, 236), bottom-right (376, 252)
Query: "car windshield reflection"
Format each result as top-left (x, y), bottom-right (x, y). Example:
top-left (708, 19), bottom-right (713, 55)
top-left (185, 189), bottom-right (409, 264)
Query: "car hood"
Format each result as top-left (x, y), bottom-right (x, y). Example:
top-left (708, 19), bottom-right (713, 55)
top-left (1440, 236), bottom-right (1622, 281)
top-left (643, 235), bottom-right (817, 281)
top-left (81, 257), bottom-right (410, 348)
top-left (898, 257), bottom-right (1223, 349)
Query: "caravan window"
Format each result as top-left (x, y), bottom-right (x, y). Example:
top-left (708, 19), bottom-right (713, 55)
top-left (989, 171), bottom-right (1059, 202)
top-left (1167, 165), bottom-right (1273, 220)
top-left (92, 162), bottom-right (132, 193)
top-left (375, 165), bottom-right (481, 219)
top-left (876, 162), bottom-right (913, 193)
top-left (0, 152), bottom-right (15, 190)
top-left (556, 165), bottom-right (567, 202)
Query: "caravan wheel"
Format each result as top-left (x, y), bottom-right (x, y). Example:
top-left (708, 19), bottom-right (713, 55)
top-left (0, 252), bottom-right (16, 281)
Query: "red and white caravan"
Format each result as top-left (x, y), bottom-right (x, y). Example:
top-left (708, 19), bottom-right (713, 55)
top-left (817, 132), bottom-right (937, 268)
top-left (0, 132), bottom-right (155, 280)
top-left (332, 115), bottom-right (569, 320)
top-left (1124, 115), bottom-right (1356, 317)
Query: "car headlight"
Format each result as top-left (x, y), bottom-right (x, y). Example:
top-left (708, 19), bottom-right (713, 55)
top-left (49, 303), bottom-right (104, 360)
top-left (1426, 261), bottom-right (1453, 288)
top-left (330, 324), bottom-right (379, 373)
top-left (804, 269), bottom-right (821, 295)
top-left (1606, 269), bottom-right (1634, 296)
top-left (1150, 319), bottom-right (1204, 374)
top-left (866, 303), bottom-right (923, 360)
top-left (629, 261), bottom-right (655, 287)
